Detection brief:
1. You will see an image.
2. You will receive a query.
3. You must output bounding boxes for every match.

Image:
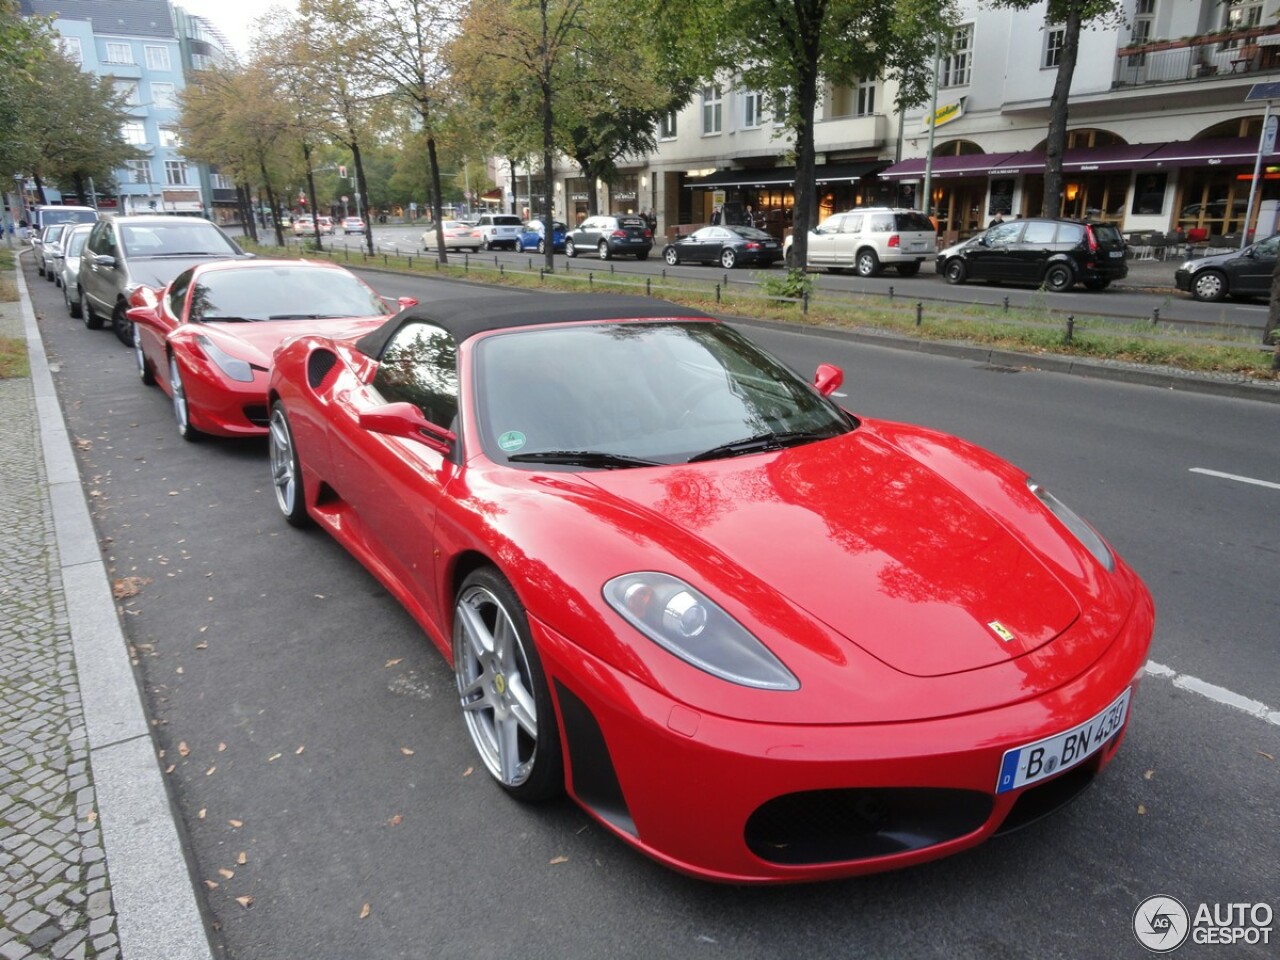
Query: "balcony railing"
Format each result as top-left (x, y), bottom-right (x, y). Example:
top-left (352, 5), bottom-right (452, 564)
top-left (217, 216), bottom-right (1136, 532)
top-left (1114, 24), bottom-right (1280, 87)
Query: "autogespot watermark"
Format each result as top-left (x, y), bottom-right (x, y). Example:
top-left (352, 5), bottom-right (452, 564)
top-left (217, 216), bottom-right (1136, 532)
top-left (1133, 895), bottom-right (1274, 952)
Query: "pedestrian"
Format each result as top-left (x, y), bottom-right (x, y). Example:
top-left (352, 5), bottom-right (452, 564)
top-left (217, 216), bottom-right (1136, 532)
top-left (988, 212), bottom-right (1005, 228)
top-left (710, 205), bottom-right (722, 225)
top-left (744, 205), bottom-right (756, 228)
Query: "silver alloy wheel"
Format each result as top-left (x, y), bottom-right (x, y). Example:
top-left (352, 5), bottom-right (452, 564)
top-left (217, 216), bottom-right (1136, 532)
top-left (269, 406), bottom-right (297, 518)
top-left (856, 249), bottom-right (880, 277)
top-left (664, 247), bottom-right (679, 266)
top-left (598, 241), bottom-right (610, 260)
top-left (1192, 270), bottom-right (1226, 302)
top-left (720, 248), bottom-right (737, 269)
top-left (169, 355), bottom-right (194, 439)
top-left (454, 583), bottom-right (539, 790)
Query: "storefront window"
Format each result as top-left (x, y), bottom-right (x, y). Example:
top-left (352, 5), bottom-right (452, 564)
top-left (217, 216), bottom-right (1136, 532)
top-left (1131, 173), bottom-right (1167, 215)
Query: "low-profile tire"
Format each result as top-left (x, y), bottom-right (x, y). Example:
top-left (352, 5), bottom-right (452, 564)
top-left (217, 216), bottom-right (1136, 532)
top-left (720, 248), bottom-right (738, 269)
top-left (855, 249), bottom-right (881, 277)
top-left (1044, 263), bottom-right (1074, 292)
top-left (67, 283), bottom-right (82, 319)
top-left (565, 238), bottom-right (577, 258)
top-left (896, 261), bottom-right (921, 277)
top-left (943, 259), bottom-right (967, 285)
top-left (1190, 270), bottom-right (1227, 302)
top-left (169, 355), bottom-right (202, 442)
top-left (133, 324), bottom-right (155, 386)
top-left (597, 241), bottom-right (611, 260)
top-left (268, 402), bottom-right (310, 528)
top-left (453, 567), bottom-right (563, 803)
top-left (112, 307), bottom-right (132, 346)
top-left (664, 247), bottom-right (679, 266)
top-left (81, 291), bottom-right (102, 329)
top-left (45, 268), bottom-right (55, 283)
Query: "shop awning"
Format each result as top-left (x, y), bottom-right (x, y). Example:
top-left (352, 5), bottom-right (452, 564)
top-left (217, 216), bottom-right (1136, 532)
top-left (685, 160), bottom-right (884, 189)
top-left (876, 153), bottom-right (1017, 181)
top-left (1144, 137), bottom-right (1280, 168)
top-left (1063, 143), bottom-right (1166, 171)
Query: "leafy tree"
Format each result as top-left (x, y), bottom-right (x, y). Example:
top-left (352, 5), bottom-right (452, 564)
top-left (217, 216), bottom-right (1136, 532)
top-left (987, 0), bottom-right (1123, 217)
top-left (0, 0), bottom-right (55, 187)
top-left (642, 0), bottom-right (953, 265)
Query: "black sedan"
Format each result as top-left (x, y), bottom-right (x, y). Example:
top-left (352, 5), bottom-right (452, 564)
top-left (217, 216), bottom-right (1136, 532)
top-left (1174, 233), bottom-right (1277, 301)
top-left (662, 225), bottom-right (783, 269)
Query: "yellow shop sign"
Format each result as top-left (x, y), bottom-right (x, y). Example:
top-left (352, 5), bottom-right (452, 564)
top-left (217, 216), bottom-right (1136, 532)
top-left (922, 99), bottom-right (965, 132)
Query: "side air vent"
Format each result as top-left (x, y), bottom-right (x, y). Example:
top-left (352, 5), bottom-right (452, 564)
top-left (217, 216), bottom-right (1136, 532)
top-left (306, 349), bottom-right (338, 389)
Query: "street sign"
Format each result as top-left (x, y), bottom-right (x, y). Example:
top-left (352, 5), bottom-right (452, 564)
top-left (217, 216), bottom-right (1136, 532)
top-left (1265, 115), bottom-right (1278, 154)
top-left (1245, 82), bottom-right (1280, 101)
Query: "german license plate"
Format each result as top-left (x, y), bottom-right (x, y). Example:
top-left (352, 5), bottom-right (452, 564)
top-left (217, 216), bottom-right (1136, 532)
top-left (1109, 250), bottom-right (1125, 258)
top-left (995, 688), bottom-right (1131, 794)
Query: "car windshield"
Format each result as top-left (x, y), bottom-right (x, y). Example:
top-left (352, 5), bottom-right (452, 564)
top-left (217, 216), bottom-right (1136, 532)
top-left (188, 265), bottom-right (386, 322)
top-left (66, 230), bottom-right (90, 256)
top-left (727, 226), bottom-right (773, 240)
top-left (474, 321), bottom-right (851, 467)
top-left (119, 221), bottom-right (241, 257)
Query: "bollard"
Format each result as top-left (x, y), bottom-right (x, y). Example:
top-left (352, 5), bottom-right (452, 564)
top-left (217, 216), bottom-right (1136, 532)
top-left (589, 272), bottom-right (593, 288)
top-left (889, 286), bottom-right (895, 300)
top-left (646, 277), bottom-right (651, 296)
top-left (716, 283), bottom-right (721, 303)
top-left (1003, 296), bottom-right (1009, 313)
top-left (722, 272), bottom-right (728, 288)
top-left (662, 268), bottom-right (666, 280)
top-left (803, 292), bottom-right (809, 314)
top-left (915, 302), bottom-right (923, 327)
top-left (383, 254), bottom-right (388, 266)
top-left (1151, 307), bottom-right (1160, 327)
top-left (1064, 315), bottom-right (1075, 344)
top-left (540, 268), bottom-right (545, 282)
top-left (500, 263), bottom-right (504, 276)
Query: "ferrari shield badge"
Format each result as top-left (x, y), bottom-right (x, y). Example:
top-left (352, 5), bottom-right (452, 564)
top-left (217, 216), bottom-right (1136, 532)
top-left (987, 620), bottom-right (1016, 643)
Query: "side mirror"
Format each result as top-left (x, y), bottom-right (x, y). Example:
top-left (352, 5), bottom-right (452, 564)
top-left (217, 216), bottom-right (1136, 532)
top-left (397, 296), bottom-right (419, 309)
top-left (93, 253), bottom-right (117, 268)
top-left (359, 401), bottom-right (455, 455)
top-left (813, 363), bottom-right (844, 397)
top-left (125, 304), bottom-right (161, 327)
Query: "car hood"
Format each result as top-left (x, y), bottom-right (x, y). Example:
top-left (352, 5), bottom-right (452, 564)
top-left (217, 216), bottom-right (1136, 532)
top-left (1181, 248), bottom-right (1248, 270)
top-left (191, 316), bottom-right (388, 367)
top-left (580, 428), bottom-right (1082, 679)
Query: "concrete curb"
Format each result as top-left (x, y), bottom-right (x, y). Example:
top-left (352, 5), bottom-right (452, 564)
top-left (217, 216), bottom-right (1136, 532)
top-left (15, 258), bottom-right (215, 960)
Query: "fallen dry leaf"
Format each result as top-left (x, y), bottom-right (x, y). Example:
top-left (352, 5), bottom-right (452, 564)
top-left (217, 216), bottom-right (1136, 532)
top-left (267, 753), bottom-right (282, 762)
top-left (462, 767), bottom-right (474, 778)
top-left (549, 856), bottom-right (569, 865)
top-left (236, 852), bottom-right (247, 865)
top-left (205, 766), bottom-right (216, 776)
top-left (175, 666), bottom-right (184, 676)
top-left (164, 764), bottom-right (175, 774)
top-left (1259, 751), bottom-right (1275, 762)
top-left (195, 641), bottom-right (208, 650)
top-left (295, 746), bottom-right (305, 755)
top-left (400, 747), bottom-right (415, 756)
top-left (228, 819), bottom-right (243, 828)
top-left (314, 593), bottom-right (326, 599)
top-left (235, 896), bottom-right (254, 909)
top-left (385, 658), bottom-right (403, 668)
top-left (85, 811), bottom-right (97, 824)
top-left (387, 814), bottom-right (403, 827)
top-left (218, 743), bottom-right (227, 752)
top-left (111, 576), bottom-right (152, 599)
top-left (218, 868), bottom-right (235, 880)
top-left (198, 809), bottom-right (206, 820)
top-left (1144, 769), bottom-right (1154, 780)
top-left (167, 490), bottom-right (180, 496)
top-left (204, 880), bottom-right (219, 890)
top-left (1137, 804), bottom-right (1147, 815)
top-left (359, 903), bottom-right (371, 920)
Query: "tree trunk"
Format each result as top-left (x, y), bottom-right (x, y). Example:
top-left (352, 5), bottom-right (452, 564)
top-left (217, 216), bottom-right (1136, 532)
top-left (259, 158), bottom-right (285, 247)
top-left (787, 5), bottom-right (822, 268)
top-left (1042, 5), bottom-right (1083, 218)
top-left (303, 141), bottom-right (323, 251)
top-left (352, 141), bottom-right (373, 256)
top-left (33, 175), bottom-right (48, 206)
top-left (238, 184), bottom-right (258, 243)
top-left (426, 133), bottom-right (447, 263)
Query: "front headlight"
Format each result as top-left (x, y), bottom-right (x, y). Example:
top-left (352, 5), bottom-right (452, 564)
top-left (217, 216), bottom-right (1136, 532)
top-left (194, 334), bottom-right (254, 383)
top-left (604, 572), bottom-right (799, 691)
top-left (1027, 479), bottom-right (1115, 572)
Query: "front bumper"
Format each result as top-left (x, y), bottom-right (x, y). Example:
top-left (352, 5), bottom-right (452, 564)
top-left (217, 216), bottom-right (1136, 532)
top-left (534, 588), bottom-right (1154, 883)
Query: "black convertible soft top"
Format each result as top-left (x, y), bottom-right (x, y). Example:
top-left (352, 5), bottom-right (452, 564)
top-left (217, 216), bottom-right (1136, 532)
top-left (354, 293), bottom-right (716, 359)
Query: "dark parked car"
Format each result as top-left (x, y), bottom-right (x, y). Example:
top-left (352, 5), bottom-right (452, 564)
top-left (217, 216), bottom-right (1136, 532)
top-left (662, 225), bottom-right (783, 269)
top-left (77, 215), bottom-right (251, 344)
top-left (937, 218), bottom-right (1128, 291)
top-left (565, 215), bottom-right (653, 260)
top-left (1173, 233), bottom-right (1278, 302)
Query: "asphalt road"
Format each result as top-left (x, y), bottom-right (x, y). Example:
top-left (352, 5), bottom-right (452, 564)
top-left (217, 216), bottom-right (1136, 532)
top-left (26, 257), bottom-right (1279, 960)
top-left (292, 221), bottom-right (1273, 334)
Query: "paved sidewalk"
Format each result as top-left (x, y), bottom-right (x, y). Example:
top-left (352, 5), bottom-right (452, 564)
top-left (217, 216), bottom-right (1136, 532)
top-left (0, 254), bottom-right (212, 960)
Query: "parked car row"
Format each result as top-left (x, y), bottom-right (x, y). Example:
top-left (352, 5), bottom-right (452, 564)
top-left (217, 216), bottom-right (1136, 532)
top-left (37, 221), bottom-right (1156, 885)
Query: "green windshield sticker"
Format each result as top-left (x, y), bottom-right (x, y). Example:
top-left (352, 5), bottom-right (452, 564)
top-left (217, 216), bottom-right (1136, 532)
top-left (498, 430), bottom-right (527, 452)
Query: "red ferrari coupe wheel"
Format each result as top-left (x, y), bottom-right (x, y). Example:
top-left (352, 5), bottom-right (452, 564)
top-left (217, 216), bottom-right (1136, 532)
top-left (268, 402), bottom-right (310, 528)
top-left (169, 355), bottom-right (201, 442)
top-left (133, 324), bottom-right (155, 386)
top-left (453, 569), bottom-right (562, 802)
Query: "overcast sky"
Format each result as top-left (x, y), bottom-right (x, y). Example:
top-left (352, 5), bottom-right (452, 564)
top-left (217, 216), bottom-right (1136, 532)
top-left (176, 0), bottom-right (298, 59)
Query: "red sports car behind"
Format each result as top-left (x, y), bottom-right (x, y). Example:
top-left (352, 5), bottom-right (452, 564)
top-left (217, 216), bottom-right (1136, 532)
top-left (266, 293), bottom-right (1154, 883)
top-left (128, 259), bottom-right (413, 441)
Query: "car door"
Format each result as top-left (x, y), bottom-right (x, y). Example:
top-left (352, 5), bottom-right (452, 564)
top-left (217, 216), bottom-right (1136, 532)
top-left (575, 217), bottom-right (603, 250)
top-left (807, 215), bottom-right (845, 266)
top-left (1229, 235), bottom-right (1278, 296)
top-left (329, 320), bottom-right (460, 639)
top-left (1012, 219), bottom-right (1058, 284)
top-left (833, 213), bottom-right (864, 268)
top-left (687, 227), bottom-right (721, 262)
top-left (81, 221), bottom-right (119, 315)
top-left (967, 220), bottom-right (1025, 282)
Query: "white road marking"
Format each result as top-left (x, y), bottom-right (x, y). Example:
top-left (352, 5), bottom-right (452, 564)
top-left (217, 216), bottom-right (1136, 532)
top-left (1146, 661), bottom-right (1280, 726)
top-left (1189, 467), bottom-right (1280, 491)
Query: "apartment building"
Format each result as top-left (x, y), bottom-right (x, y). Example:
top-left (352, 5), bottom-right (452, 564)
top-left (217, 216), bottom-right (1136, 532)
top-left (20, 0), bottom-right (233, 219)
top-left (512, 0), bottom-right (1280, 245)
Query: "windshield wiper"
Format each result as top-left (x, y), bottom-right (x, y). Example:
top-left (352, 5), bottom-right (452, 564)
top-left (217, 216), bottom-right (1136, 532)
top-left (506, 450), bottom-right (662, 469)
top-left (687, 430), bottom-right (834, 463)
top-left (201, 315), bottom-right (254, 322)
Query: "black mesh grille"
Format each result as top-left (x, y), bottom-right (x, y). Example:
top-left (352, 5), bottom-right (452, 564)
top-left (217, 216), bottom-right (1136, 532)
top-left (307, 349), bottom-right (338, 389)
top-left (745, 788), bottom-right (992, 865)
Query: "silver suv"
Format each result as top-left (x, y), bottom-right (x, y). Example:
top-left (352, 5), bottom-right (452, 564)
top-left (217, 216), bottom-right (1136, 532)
top-left (77, 215), bottom-right (249, 344)
top-left (475, 213), bottom-right (523, 251)
top-left (784, 207), bottom-right (937, 277)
